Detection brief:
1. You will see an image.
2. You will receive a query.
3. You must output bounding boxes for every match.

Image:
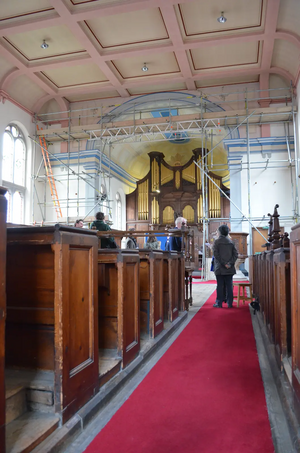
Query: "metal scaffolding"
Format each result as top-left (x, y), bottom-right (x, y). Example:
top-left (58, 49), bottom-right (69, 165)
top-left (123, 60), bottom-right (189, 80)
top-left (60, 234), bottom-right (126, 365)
top-left (32, 86), bottom-right (299, 279)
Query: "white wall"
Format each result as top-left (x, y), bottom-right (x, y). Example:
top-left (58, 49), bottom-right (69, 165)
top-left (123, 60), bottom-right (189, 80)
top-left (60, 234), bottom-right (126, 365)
top-left (38, 151), bottom-right (133, 228)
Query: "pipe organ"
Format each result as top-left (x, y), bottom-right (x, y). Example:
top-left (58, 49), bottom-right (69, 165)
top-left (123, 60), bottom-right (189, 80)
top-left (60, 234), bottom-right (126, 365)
top-left (126, 150), bottom-right (229, 241)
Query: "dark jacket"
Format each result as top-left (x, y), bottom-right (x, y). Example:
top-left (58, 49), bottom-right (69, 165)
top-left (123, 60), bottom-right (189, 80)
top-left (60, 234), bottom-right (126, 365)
top-left (90, 220), bottom-right (115, 248)
top-left (213, 235), bottom-right (238, 276)
top-left (170, 228), bottom-right (182, 252)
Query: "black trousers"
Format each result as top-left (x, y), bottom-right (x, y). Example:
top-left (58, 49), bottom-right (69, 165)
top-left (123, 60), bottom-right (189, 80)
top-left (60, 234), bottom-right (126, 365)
top-left (216, 275), bottom-right (233, 307)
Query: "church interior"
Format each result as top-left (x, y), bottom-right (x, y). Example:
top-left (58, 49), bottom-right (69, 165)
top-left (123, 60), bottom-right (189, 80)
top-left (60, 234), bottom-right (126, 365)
top-left (1, 0), bottom-right (300, 451)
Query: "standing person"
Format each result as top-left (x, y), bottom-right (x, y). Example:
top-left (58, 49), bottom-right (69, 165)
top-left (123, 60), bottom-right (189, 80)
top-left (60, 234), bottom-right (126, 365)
top-left (90, 212), bottom-right (116, 248)
top-left (170, 217), bottom-right (187, 252)
top-left (212, 224), bottom-right (238, 308)
top-left (74, 219), bottom-right (84, 228)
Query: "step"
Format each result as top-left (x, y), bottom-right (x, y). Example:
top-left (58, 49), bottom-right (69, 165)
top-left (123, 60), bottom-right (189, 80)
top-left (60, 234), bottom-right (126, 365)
top-left (6, 384), bottom-right (27, 424)
top-left (5, 369), bottom-right (55, 413)
top-left (99, 349), bottom-right (122, 387)
top-left (6, 412), bottom-right (60, 453)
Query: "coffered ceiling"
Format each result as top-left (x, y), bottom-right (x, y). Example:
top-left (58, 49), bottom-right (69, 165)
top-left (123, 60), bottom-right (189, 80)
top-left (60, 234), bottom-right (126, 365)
top-left (0, 0), bottom-right (299, 114)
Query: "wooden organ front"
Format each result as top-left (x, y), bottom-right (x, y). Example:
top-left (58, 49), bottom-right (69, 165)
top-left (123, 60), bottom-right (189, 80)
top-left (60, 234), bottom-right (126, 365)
top-left (126, 150), bottom-right (230, 249)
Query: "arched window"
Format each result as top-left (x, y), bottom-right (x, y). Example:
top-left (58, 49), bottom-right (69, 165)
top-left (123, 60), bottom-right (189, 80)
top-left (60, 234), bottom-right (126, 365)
top-left (116, 192), bottom-right (122, 230)
top-left (2, 124), bottom-right (26, 223)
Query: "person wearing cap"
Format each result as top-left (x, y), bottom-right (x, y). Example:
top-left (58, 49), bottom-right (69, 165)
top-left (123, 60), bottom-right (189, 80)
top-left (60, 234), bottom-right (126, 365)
top-left (212, 224), bottom-right (238, 308)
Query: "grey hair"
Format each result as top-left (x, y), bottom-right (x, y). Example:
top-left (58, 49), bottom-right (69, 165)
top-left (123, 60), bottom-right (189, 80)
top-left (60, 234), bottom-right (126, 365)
top-left (175, 217), bottom-right (187, 227)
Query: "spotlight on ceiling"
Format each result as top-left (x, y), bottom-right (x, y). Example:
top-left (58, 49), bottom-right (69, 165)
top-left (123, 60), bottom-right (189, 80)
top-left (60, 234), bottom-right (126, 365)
top-left (41, 40), bottom-right (49, 49)
top-left (217, 12), bottom-right (227, 23)
top-left (141, 63), bottom-right (149, 72)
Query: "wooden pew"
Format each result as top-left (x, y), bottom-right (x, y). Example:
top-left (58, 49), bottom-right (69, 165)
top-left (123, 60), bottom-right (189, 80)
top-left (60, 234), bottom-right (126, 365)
top-left (139, 249), bottom-right (164, 337)
top-left (139, 249), bottom-right (164, 338)
top-left (290, 223), bottom-right (300, 403)
top-left (98, 249), bottom-right (140, 373)
top-left (0, 188), bottom-right (6, 453)
top-left (251, 205), bottom-right (291, 370)
top-left (273, 247), bottom-right (291, 368)
top-left (6, 225), bottom-right (99, 423)
top-left (162, 251), bottom-right (181, 323)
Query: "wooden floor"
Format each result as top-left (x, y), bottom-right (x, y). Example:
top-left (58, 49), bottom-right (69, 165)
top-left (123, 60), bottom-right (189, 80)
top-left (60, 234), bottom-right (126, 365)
top-left (6, 412), bottom-right (59, 453)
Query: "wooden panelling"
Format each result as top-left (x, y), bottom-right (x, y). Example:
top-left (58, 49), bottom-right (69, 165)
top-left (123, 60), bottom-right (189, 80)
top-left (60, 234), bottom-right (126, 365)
top-left (6, 244), bottom-right (55, 370)
top-left (0, 187), bottom-right (7, 453)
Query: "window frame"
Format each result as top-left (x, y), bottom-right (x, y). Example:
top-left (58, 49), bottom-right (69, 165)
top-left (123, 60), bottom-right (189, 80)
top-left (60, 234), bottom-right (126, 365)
top-left (2, 124), bottom-right (27, 224)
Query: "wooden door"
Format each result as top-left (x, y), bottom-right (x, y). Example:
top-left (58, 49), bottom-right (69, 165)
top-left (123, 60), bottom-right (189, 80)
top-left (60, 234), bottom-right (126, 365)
top-left (0, 188), bottom-right (6, 453)
top-left (118, 253), bottom-right (140, 367)
top-left (151, 253), bottom-right (164, 338)
top-left (53, 232), bottom-right (99, 423)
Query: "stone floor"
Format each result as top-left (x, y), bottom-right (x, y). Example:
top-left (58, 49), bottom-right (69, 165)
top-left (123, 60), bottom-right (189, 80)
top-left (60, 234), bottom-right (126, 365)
top-left (42, 283), bottom-right (298, 453)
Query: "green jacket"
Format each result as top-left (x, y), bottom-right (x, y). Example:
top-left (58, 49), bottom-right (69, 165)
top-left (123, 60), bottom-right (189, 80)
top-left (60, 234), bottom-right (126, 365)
top-left (91, 220), bottom-right (115, 248)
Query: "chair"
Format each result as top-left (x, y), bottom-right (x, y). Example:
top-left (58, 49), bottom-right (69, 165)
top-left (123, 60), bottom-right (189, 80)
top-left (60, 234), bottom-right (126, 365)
top-left (233, 282), bottom-right (253, 307)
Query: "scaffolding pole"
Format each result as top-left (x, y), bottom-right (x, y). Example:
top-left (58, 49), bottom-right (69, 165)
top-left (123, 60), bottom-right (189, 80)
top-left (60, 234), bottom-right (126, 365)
top-left (292, 89), bottom-right (299, 222)
top-left (246, 91), bottom-right (253, 257)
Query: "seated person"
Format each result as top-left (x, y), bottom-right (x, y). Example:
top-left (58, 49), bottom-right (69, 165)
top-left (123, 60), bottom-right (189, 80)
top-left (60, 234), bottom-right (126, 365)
top-left (170, 217), bottom-right (187, 252)
top-left (127, 228), bottom-right (137, 248)
top-left (145, 234), bottom-right (160, 250)
top-left (74, 219), bottom-right (83, 228)
top-left (90, 212), bottom-right (116, 248)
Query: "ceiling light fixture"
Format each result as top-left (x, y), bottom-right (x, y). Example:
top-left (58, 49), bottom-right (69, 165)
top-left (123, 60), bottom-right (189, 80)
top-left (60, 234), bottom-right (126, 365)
top-left (142, 63), bottom-right (149, 72)
top-left (41, 40), bottom-right (49, 49)
top-left (217, 12), bottom-right (227, 23)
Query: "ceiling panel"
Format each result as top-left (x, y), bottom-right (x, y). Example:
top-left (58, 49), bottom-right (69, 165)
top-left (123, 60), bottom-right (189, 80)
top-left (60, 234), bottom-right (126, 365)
top-left (42, 63), bottom-right (108, 88)
top-left (277, 0), bottom-right (300, 38)
top-left (177, 0), bottom-right (264, 39)
top-left (196, 74), bottom-right (259, 88)
top-left (128, 82), bottom-right (187, 96)
top-left (0, 55), bottom-right (16, 81)
top-left (85, 8), bottom-right (168, 49)
top-left (271, 39), bottom-right (300, 78)
top-left (0, 0), bottom-right (53, 21)
top-left (64, 90), bottom-right (119, 102)
top-left (7, 74), bottom-right (47, 110)
top-left (3, 25), bottom-right (86, 61)
top-left (190, 41), bottom-right (260, 71)
top-left (112, 52), bottom-right (180, 79)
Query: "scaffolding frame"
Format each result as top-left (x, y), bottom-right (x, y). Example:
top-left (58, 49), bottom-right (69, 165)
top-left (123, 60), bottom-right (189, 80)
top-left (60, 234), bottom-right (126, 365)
top-left (32, 86), bottom-right (299, 280)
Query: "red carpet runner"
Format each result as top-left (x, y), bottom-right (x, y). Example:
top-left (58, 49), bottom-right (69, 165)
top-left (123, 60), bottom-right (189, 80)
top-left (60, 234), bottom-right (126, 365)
top-left (85, 290), bottom-right (274, 453)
